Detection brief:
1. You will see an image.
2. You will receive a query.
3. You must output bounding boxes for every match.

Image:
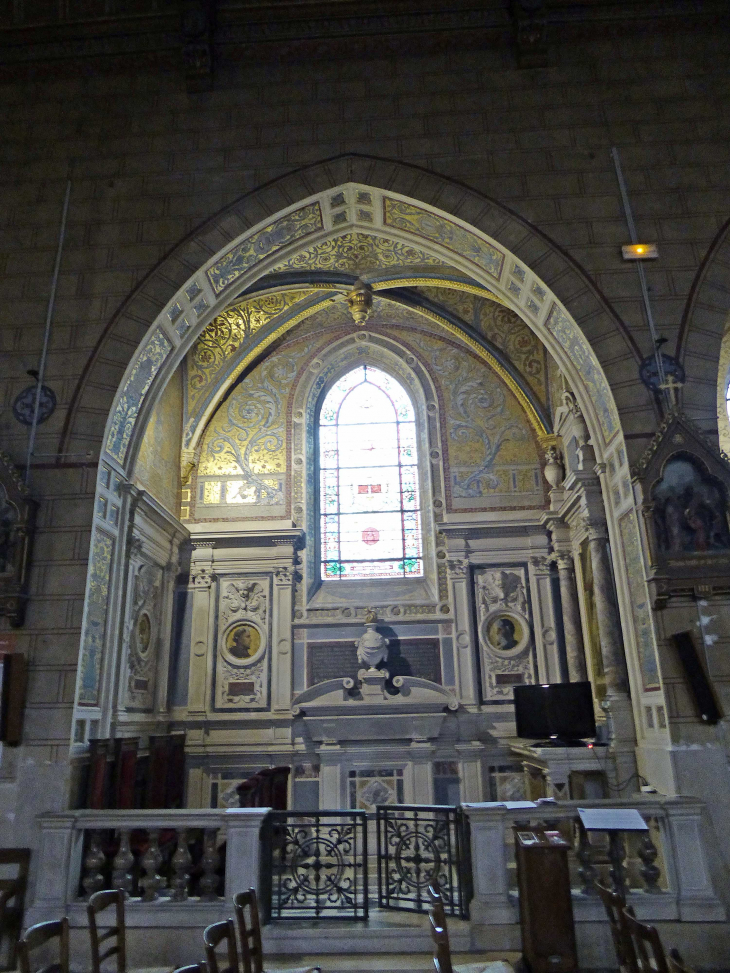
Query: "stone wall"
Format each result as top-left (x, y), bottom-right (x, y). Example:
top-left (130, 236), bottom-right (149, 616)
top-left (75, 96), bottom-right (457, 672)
top-left (1, 9), bottom-right (729, 838)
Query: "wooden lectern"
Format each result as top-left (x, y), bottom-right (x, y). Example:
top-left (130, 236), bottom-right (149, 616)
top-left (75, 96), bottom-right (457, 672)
top-left (514, 827), bottom-right (577, 973)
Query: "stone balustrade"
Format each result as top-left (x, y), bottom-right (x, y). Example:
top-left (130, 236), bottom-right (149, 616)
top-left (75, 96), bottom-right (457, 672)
top-left (26, 797), bottom-right (725, 940)
top-left (26, 807), bottom-right (270, 930)
top-left (463, 796), bottom-right (726, 926)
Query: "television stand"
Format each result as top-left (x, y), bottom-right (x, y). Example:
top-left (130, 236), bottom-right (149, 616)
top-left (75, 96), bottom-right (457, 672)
top-left (511, 740), bottom-right (617, 801)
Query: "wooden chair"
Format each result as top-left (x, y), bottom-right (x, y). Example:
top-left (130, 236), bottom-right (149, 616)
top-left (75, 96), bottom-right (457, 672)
top-left (668, 949), bottom-right (696, 973)
top-left (87, 889), bottom-right (126, 973)
top-left (430, 913), bottom-right (453, 973)
top-left (0, 848), bottom-right (30, 972)
top-left (233, 888), bottom-right (320, 973)
top-left (620, 906), bottom-right (669, 973)
top-left (17, 918), bottom-right (69, 973)
top-left (204, 919), bottom-right (239, 973)
top-left (428, 884), bottom-right (447, 931)
top-left (594, 881), bottom-right (630, 971)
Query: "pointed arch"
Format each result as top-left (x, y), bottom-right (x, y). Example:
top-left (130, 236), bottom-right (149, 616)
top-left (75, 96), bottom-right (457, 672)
top-left (60, 155), bottom-right (654, 471)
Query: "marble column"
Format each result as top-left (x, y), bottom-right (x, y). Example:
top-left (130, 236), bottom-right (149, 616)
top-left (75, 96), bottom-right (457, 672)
top-left (554, 552), bottom-right (588, 682)
top-left (586, 525), bottom-right (628, 696)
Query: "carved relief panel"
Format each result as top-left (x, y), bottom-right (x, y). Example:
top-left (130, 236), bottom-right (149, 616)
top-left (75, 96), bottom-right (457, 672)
top-left (474, 565), bottom-right (536, 700)
top-left (215, 576), bottom-right (270, 709)
top-left (123, 559), bottom-right (163, 710)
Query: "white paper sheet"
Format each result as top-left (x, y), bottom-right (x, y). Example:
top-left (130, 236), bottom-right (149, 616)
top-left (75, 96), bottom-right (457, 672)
top-left (578, 807), bottom-right (648, 831)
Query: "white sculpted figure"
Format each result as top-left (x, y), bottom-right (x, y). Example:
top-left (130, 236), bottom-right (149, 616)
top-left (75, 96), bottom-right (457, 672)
top-left (355, 607), bottom-right (389, 669)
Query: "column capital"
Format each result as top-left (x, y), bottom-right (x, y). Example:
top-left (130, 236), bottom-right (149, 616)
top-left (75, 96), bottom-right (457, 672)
top-left (447, 557), bottom-right (470, 578)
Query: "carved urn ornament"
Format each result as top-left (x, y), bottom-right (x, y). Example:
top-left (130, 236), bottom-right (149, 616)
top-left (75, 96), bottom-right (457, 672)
top-left (345, 278), bottom-right (374, 326)
top-left (355, 607), bottom-right (389, 669)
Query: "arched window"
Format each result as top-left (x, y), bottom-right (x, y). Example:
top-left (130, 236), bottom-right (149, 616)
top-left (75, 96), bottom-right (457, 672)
top-left (319, 365), bottom-right (423, 580)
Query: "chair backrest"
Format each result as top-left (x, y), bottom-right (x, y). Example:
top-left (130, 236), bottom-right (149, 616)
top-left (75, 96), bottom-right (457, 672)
top-left (428, 885), bottom-right (447, 937)
top-left (620, 906), bottom-right (669, 973)
top-left (87, 889), bottom-right (126, 973)
top-left (233, 888), bottom-right (263, 973)
top-left (594, 881), bottom-right (628, 969)
top-left (172, 965), bottom-right (207, 973)
top-left (429, 914), bottom-right (453, 973)
top-left (17, 918), bottom-right (70, 973)
top-left (203, 919), bottom-right (239, 973)
top-left (668, 949), bottom-right (696, 973)
top-left (0, 848), bottom-right (31, 968)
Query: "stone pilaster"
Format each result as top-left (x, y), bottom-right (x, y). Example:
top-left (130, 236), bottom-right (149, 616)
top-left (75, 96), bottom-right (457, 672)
top-left (585, 522), bottom-right (629, 697)
top-left (272, 564), bottom-right (295, 713)
top-left (447, 556), bottom-right (479, 706)
top-left (187, 542), bottom-right (214, 717)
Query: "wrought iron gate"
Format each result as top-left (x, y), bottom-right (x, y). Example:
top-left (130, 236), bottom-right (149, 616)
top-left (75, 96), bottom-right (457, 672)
top-left (262, 810), bottom-right (369, 920)
top-left (376, 804), bottom-right (471, 917)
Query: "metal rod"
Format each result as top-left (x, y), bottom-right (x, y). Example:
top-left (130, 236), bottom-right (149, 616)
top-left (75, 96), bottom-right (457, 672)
top-left (25, 180), bottom-right (72, 486)
top-left (610, 148), bottom-right (668, 401)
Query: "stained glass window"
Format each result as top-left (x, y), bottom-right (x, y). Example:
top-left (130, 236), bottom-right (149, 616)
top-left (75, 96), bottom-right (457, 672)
top-left (319, 365), bottom-right (423, 580)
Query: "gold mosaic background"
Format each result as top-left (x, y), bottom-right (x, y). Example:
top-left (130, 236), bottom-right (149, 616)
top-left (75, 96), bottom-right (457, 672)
top-left (134, 367), bottom-right (183, 516)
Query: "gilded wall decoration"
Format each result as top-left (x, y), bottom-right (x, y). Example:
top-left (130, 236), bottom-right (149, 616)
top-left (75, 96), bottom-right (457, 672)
top-left (124, 561), bottom-right (163, 710)
top-left (106, 328), bottom-right (172, 464)
top-left (215, 576), bottom-right (269, 709)
top-left (134, 366), bottom-right (183, 516)
top-left (206, 201), bottom-right (323, 294)
top-left (78, 528), bottom-right (114, 705)
top-left (186, 290), bottom-right (314, 417)
top-left (383, 198), bottom-right (505, 280)
top-left (618, 511), bottom-right (661, 691)
top-left (414, 331), bottom-right (544, 510)
top-left (195, 334), bottom-right (324, 519)
top-left (272, 231), bottom-right (450, 275)
top-left (474, 566), bottom-right (536, 701)
top-left (416, 285), bottom-right (549, 406)
top-left (545, 303), bottom-right (619, 444)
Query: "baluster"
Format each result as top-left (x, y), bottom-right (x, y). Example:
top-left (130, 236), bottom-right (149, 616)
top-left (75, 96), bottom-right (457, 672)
top-left (608, 831), bottom-right (627, 897)
top-left (140, 830), bottom-right (163, 902)
top-left (82, 830), bottom-right (106, 898)
top-left (638, 820), bottom-right (662, 894)
top-left (112, 829), bottom-right (134, 895)
top-left (576, 824), bottom-right (598, 895)
top-left (199, 829), bottom-right (220, 901)
top-left (170, 829), bottom-right (192, 902)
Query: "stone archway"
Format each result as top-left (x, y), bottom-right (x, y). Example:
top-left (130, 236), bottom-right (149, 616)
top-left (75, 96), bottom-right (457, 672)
top-left (61, 155), bottom-right (655, 468)
top-left (676, 214), bottom-right (730, 436)
top-left (69, 155), bottom-right (663, 769)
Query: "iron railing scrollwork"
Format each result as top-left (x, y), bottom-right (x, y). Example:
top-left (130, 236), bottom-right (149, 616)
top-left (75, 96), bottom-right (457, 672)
top-left (376, 804), bottom-right (471, 918)
top-left (263, 810), bottom-right (369, 920)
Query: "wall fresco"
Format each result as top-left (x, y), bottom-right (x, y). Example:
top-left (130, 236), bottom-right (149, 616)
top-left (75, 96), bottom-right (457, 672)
top-left (186, 289), bottom-right (314, 419)
top-left (383, 198), bottom-right (504, 280)
top-left (194, 332), bottom-right (325, 519)
top-left (406, 330), bottom-right (544, 510)
top-left (416, 285), bottom-right (549, 406)
top-left (78, 528), bottom-right (114, 705)
top-left (134, 366), bottom-right (183, 516)
top-left (106, 328), bottom-right (171, 464)
top-left (618, 510), bottom-right (661, 691)
top-left (206, 202), bottom-right (323, 294)
top-left (545, 303), bottom-right (619, 444)
top-left (272, 231), bottom-right (450, 274)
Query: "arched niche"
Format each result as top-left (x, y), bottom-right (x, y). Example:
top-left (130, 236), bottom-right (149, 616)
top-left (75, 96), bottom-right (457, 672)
top-left (68, 161), bottom-right (660, 766)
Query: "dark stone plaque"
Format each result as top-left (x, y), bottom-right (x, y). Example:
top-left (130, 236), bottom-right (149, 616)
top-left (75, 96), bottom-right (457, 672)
top-left (307, 636), bottom-right (442, 687)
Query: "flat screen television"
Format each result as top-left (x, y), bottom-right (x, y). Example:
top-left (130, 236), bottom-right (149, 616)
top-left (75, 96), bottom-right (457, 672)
top-left (513, 681), bottom-right (596, 743)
